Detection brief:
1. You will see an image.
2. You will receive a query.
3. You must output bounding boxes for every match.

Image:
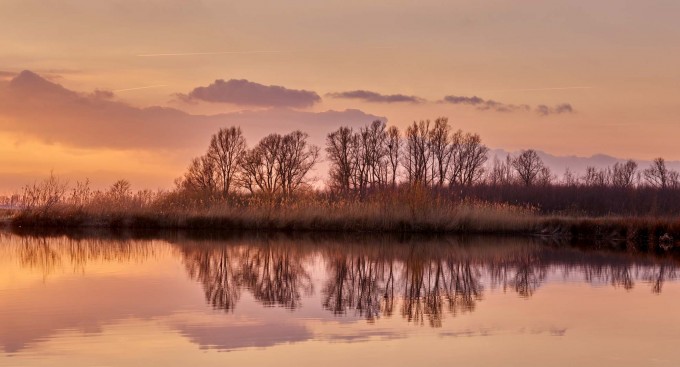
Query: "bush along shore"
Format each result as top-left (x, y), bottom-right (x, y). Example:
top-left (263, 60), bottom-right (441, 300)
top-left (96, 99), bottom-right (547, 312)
top-left (4, 119), bottom-right (680, 248)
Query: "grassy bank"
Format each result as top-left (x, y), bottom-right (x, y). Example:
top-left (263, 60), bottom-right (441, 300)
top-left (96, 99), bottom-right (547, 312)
top-left (8, 176), bottom-right (680, 248)
top-left (9, 199), bottom-right (537, 234)
top-left (6, 200), bottom-right (680, 249)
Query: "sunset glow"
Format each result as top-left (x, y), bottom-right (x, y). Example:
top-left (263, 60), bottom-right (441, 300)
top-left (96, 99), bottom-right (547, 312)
top-left (2, 1), bottom-right (679, 192)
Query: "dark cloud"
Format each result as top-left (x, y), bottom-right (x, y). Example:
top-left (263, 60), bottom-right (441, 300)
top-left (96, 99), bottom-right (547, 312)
top-left (177, 79), bottom-right (321, 108)
top-left (90, 89), bottom-right (115, 99)
top-left (442, 95), bottom-right (485, 105)
top-left (443, 95), bottom-right (530, 113)
top-left (535, 103), bottom-right (573, 116)
top-left (443, 95), bottom-right (572, 115)
top-left (327, 90), bottom-right (424, 104)
top-left (0, 71), bottom-right (384, 151)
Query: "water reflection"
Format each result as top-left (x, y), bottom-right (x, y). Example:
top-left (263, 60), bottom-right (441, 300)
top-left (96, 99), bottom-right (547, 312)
top-left (2, 231), bottom-right (680, 327)
top-left (173, 234), bottom-right (680, 326)
top-left (7, 233), bottom-right (157, 280)
top-left (181, 241), bottom-right (312, 311)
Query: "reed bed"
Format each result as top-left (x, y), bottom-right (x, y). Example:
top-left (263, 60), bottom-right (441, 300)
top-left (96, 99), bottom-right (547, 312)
top-left (7, 183), bottom-right (680, 248)
top-left (9, 189), bottom-right (539, 234)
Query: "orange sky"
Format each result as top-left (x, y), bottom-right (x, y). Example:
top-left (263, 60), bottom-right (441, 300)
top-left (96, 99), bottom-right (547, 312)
top-left (1, 0), bottom-right (679, 192)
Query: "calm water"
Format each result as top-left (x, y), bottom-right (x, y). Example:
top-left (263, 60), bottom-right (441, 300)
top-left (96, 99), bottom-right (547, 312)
top-left (1, 231), bottom-right (679, 367)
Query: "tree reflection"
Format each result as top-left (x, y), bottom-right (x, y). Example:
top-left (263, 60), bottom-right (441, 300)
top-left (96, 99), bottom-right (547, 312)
top-left (509, 253), bottom-right (547, 298)
top-left (400, 254), bottom-right (483, 327)
top-left (321, 244), bottom-right (484, 327)
top-left (445, 260), bottom-right (483, 315)
top-left (183, 246), bottom-right (240, 311)
top-left (641, 263), bottom-right (677, 294)
top-left (322, 250), bottom-right (396, 321)
top-left (4, 231), bottom-right (680, 328)
top-left (181, 239), bottom-right (312, 310)
top-left (237, 244), bottom-right (312, 308)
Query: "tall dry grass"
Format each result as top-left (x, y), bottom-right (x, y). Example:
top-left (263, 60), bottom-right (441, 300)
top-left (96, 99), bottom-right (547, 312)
top-left (11, 183), bottom-right (540, 234)
top-left (8, 176), bottom-right (680, 248)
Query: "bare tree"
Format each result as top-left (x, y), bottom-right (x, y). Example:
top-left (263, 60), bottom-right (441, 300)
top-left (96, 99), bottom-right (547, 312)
top-left (240, 131), bottom-right (318, 197)
top-left (644, 157), bottom-right (673, 189)
top-left (239, 134), bottom-right (282, 196)
top-left (429, 117), bottom-right (453, 186)
top-left (207, 127), bottom-right (246, 195)
top-left (612, 160), bottom-right (638, 188)
top-left (326, 126), bottom-right (356, 194)
top-left (277, 130), bottom-right (320, 197)
top-left (512, 149), bottom-right (544, 186)
top-left (448, 130), bottom-right (465, 186)
top-left (359, 120), bottom-right (388, 189)
top-left (457, 133), bottom-right (489, 186)
top-left (403, 120), bottom-right (432, 186)
top-left (487, 154), bottom-right (514, 186)
top-left (386, 125), bottom-right (401, 187)
top-left (670, 171), bottom-right (680, 189)
top-left (536, 166), bottom-right (555, 186)
top-left (182, 155), bottom-right (219, 194)
top-left (562, 168), bottom-right (578, 187)
top-left (109, 179), bottom-right (132, 201)
top-left (582, 166), bottom-right (611, 187)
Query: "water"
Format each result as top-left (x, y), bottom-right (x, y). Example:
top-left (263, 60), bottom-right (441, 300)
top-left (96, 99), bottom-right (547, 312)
top-left (1, 231), bottom-right (679, 367)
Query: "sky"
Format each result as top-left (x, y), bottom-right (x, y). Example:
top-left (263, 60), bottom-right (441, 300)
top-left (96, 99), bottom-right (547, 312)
top-left (1, 0), bottom-right (679, 192)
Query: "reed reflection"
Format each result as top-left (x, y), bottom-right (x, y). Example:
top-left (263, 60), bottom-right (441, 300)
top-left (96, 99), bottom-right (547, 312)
top-left (2, 233), bottom-right (157, 279)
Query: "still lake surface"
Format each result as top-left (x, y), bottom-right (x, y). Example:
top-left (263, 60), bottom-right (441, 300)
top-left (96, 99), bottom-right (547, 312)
top-left (1, 230), bottom-right (679, 367)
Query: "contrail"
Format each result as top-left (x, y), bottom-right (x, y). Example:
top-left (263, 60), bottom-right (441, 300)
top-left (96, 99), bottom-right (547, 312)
top-left (114, 85), bottom-right (168, 92)
top-left (477, 86), bottom-right (594, 93)
top-left (137, 51), bottom-right (284, 57)
top-left (136, 47), bottom-right (394, 57)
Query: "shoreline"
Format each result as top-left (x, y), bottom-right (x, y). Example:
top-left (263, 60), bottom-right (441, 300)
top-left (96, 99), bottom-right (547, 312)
top-left (4, 209), bottom-right (679, 250)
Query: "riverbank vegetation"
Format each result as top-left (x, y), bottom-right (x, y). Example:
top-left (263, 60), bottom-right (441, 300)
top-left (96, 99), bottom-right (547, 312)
top-left (5, 118), bottom-right (680, 246)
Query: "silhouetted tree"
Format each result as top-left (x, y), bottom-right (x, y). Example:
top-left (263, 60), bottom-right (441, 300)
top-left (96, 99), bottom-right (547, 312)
top-left (108, 179), bottom-right (132, 201)
top-left (182, 156), bottom-right (219, 194)
top-left (512, 149), bottom-right (545, 186)
top-left (403, 120), bottom-right (432, 186)
top-left (240, 134), bottom-right (282, 195)
top-left (612, 160), bottom-right (638, 188)
top-left (644, 157), bottom-right (680, 189)
top-left (429, 117), bottom-right (454, 187)
top-left (487, 154), bottom-right (514, 185)
top-left (360, 120), bottom-right (389, 189)
top-left (326, 126), bottom-right (356, 194)
top-left (207, 127), bottom-right (246, 195)
top-left (582, 166), bottom-right (611, 187)
top-left (386, 126), bottom-right (401, 187)
top-left (456, 133), bottom-right (489, 186)
top-left (277, 130), bottom-right (319, 197)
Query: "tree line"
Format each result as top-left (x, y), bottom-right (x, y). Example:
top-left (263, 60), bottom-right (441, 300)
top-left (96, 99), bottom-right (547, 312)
top-left (177, 118), bottom-right (680, 201)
